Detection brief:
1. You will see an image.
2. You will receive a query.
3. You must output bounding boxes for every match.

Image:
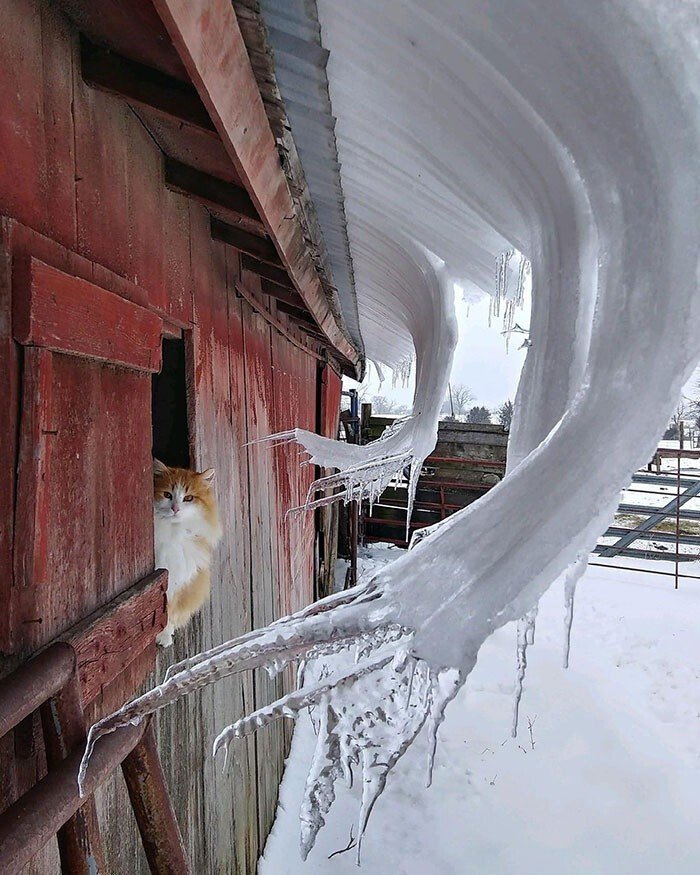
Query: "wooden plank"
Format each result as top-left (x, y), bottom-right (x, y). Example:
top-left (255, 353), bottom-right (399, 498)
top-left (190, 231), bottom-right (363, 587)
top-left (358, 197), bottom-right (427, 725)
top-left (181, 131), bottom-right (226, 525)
top-left (80, 36), bottom-right (216, 133)
top-left (240, 255), bottom-right (294, 291)
top-left (260, 279), bottom-right (305, 310)
top-left (241, 301), bottom-right (284, 842)
top-left (13, 347), bottom-right (55, 620)
top-left (13, 257), bottom-right (163, 372)
top-left (211, 218), bottom-right (280, 266)
top-left (151, 0), bottom-right (361, 375)
top-left (73, 46), bottom-right (132, 282)
top-left (234, 279), bottom-right (324, 363)
top-left (60, 570), bottom-right (167, 706)
top-left (164, 158), bottom-right (264, 232)
top-left (57, 0), bottom-right (188, 82)
top-left (0, 233), bottom-right (18, 653)
top-left (12, 341), bottom-right (155, 656)
top-left (125, 112), bottom-right (167, 314)
top-left (222, 249), bottom-right (258, 874)
top-left (39, 1), bottom-right (77, 250)
top-left (0, 0), bottom-right (46, 232)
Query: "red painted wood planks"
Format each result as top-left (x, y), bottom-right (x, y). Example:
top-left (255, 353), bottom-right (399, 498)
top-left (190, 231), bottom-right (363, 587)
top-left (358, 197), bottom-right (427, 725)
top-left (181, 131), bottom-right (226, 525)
top-left (13, 257), bottom-right (162, 372)
top-left (13, 347), bottom-right (55, 615)
top-left (13, 350), bottom-right (154, 653)
top-left (61, 570), bottom-right (167, 707)
top-left (0, 236), bottom-right (18, 654)
top-left (151, 0), bottom-right (361, 373)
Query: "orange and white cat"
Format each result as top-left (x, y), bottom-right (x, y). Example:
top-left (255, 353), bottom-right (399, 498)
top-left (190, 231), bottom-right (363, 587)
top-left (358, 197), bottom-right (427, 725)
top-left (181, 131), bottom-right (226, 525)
top-left (153, 458), bottom-right (222, 647)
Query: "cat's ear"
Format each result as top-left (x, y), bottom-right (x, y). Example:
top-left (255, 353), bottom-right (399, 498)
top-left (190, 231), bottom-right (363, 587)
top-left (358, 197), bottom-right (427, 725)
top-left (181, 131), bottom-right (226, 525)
top-left (153, 458), bottom-right (169, 476)
top-left (200, 468), bottom-right (215, 483)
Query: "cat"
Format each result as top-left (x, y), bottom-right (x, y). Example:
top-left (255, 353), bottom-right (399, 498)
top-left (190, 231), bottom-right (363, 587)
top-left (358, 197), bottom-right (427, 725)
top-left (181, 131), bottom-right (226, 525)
top-left (153, 458), bottom-right (222, 647)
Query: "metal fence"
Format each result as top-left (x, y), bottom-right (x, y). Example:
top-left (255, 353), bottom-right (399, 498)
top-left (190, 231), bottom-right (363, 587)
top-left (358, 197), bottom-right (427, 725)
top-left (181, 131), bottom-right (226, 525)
top-left (592, 447), bottom-right (700, 588)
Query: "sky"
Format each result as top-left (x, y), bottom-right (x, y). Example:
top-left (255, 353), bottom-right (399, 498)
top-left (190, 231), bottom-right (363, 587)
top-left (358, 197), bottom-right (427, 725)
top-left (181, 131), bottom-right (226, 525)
top-left (346, 285), bottom-right (530, 412)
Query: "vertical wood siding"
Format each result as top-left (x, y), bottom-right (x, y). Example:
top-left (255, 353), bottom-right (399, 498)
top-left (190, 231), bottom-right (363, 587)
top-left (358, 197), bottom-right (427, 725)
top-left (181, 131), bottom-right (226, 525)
top-left (0, 2), bottom-right (335, 872)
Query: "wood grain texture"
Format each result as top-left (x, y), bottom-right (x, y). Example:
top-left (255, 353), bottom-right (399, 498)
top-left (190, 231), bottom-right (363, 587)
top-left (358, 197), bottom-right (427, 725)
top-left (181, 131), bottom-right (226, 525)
top-left (151, 0), bottom-right (361, 373)
top-left (0, 233), bottom-right (18, 654)
top-left (13, 257), bottom-right (162, 372)
top-left (241, 300), bottom-right (285, 842)
top-left (61, 570), bottom-right (167, 706)
top-left (0, 2), bottom-right (329, 870)
top-left (13, 347), bottom-right (55, 622)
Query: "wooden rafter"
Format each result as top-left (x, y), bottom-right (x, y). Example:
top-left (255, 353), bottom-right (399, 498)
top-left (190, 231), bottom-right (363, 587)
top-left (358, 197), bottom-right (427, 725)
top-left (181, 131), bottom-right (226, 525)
top-left (260, 279), bottom-right (306, 310)
top-left (211, 218), bottom-right (281, 267)
top-left (240, 255), bottom-right (295, 291)
top-left (150, 0), bottom-right (362, 376)
top-left (164, 157), bottom-right (265, 234)
top-left (80, 37), bottom-right (216, 134)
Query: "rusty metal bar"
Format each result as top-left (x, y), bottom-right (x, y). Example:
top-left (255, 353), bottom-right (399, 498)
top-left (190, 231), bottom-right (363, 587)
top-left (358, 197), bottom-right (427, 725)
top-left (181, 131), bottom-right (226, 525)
top-left (425, 454), bottom-right (506, 468)
top-left (588, 561), bottom-right (700, 581)
top-left (121, 722), bottom-right (190, 874)
top-left (346, 500), bottom-right (358, 589)
top-left (676, 454), bottom-right (682, 589)
top-left (40, 670), bottom-right (106, 875)
top-left (0, 642), bottom-right (75, 739)
top-left (0, 721), bottom-right (145, 874)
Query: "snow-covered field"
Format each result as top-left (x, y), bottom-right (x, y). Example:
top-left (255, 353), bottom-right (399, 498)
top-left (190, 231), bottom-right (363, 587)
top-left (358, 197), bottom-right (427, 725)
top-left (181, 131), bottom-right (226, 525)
top-left (261, 545), bottom-right (700, 874)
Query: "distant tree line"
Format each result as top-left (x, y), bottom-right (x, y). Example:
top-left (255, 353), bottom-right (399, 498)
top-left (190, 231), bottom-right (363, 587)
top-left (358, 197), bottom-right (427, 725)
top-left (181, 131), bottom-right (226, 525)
top-left (367, 382), bottom-right (515, 431)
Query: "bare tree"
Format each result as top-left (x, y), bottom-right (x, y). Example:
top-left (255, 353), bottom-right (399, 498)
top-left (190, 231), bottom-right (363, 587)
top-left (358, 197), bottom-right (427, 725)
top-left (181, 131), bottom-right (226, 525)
top-left (441, 384), bottom-right (474, 418)
top-left (371, 394), bottom-right (399, 414)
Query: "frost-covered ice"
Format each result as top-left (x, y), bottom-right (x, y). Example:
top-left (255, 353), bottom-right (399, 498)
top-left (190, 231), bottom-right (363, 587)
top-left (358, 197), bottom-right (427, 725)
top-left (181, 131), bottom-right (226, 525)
top-left (80, 0), bottom-right (700, 859)
top-left (261, 548), bottom-right (700, 874)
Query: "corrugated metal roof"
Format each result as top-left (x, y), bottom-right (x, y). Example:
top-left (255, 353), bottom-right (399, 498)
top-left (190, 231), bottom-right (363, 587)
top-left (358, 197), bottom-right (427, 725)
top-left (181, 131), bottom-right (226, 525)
top-left (257, 0), bottom-right (363, 355)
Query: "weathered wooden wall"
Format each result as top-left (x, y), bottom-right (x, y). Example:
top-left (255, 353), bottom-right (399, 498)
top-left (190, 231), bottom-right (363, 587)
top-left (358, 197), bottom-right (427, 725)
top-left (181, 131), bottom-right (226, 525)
top-left (0, 1), bottom-right (339, 871)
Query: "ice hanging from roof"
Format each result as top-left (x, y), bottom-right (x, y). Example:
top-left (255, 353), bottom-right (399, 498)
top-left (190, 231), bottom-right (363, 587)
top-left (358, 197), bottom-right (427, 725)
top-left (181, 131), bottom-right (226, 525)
top-left (79, 0), bottom-right (700, 861)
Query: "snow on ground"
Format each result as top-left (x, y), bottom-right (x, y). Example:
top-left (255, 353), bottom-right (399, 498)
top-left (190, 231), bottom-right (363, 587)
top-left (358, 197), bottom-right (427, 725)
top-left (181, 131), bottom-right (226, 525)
top-left (260, 545), bottom-right (700, 874)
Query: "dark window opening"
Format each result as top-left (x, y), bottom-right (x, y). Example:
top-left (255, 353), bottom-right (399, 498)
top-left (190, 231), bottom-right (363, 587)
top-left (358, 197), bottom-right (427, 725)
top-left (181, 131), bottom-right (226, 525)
top-left (152, 337), bottom-right (190, 469)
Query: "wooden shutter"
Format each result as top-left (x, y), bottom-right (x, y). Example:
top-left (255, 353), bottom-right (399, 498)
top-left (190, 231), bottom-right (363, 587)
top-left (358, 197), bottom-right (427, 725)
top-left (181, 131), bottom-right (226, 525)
top-left (11, 256), bottom-right (165, 694)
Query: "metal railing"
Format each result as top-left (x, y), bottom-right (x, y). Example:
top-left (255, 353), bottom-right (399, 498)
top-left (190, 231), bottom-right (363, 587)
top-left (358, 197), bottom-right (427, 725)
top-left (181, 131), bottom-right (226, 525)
top-left (592, 447), bottom-right (700, 588)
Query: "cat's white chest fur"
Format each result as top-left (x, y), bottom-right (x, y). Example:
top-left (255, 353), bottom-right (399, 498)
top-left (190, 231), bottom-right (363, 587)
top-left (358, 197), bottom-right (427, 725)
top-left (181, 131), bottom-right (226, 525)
top-left (154, 516), bottom-right (210, 593)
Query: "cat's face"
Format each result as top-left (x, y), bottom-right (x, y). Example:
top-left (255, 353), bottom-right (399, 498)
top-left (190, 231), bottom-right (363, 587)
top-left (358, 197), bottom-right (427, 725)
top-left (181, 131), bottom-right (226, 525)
top-left (153, 459), bottom-right (216, 526)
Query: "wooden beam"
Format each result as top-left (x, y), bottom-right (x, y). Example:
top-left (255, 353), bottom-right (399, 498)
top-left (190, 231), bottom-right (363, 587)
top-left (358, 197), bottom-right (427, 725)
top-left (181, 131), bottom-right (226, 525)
top-left (234, 282), bottom-right (324, 362)
top-left (276, 299), bottom-right (312, 321)
top-left (13, 257), bottom-right (163, 372)
top-left (260, 279), bottom-right (306, 310)
top-left (211, 218), bottom-right (281, 266)
top-left (150, 0), bottom-right (362, 376)
top-left (240, 254), bottom-right (294, 291)
top-left (164, 157), bottom-right (264, 232)
top-left (60, 570), bottom-right (168, 706)
top-left (80, 36), bottom-right (216, 134)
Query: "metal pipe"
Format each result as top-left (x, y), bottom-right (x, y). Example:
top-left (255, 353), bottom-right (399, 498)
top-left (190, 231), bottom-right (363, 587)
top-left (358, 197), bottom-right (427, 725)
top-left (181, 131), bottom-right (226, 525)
top-left (0, 722), bottom-right (145, 873)
top-left (0, 643), bottom-right (75, 739)
top-left (40, 670), bottom-right (106, 875)
top-left (122, 722), bottom-right (190, 874)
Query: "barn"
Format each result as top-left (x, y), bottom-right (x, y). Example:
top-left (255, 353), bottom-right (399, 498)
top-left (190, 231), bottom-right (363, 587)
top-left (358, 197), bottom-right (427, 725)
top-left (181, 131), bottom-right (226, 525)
top-left (0, 0), bottom-right (362, 871)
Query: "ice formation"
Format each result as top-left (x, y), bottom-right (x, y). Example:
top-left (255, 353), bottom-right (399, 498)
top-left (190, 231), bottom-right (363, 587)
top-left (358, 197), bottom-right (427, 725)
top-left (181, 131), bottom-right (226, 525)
top-left (80, 0), bottom-right (700, 860)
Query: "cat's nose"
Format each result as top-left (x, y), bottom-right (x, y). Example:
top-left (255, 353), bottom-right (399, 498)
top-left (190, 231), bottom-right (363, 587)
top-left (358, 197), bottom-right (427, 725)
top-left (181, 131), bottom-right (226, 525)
top-left (172, 504), bottom-right (180, 515)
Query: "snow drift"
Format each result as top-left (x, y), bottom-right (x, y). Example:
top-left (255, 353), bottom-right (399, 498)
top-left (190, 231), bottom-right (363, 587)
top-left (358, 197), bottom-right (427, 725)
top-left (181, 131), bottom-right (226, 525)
top-left (80, 0), bottom-right (700, 860)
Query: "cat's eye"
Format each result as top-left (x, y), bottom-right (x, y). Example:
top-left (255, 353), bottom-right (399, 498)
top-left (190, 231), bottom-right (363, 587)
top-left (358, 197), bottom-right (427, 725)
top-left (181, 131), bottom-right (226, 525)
top-left (183, 495), bottom-right (194, 502)
top-left (163, 491), bottom-right (172, 500)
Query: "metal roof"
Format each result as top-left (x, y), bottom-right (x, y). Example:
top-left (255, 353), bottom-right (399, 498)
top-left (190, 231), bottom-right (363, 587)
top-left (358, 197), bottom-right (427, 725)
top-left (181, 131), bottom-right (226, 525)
top-left (257, 0), bottom-right (363, 355)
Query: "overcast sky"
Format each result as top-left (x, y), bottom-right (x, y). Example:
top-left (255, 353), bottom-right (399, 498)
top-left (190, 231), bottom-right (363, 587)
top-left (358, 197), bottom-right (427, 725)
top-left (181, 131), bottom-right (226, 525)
top-left (347, 285), bottom-right (530, 412)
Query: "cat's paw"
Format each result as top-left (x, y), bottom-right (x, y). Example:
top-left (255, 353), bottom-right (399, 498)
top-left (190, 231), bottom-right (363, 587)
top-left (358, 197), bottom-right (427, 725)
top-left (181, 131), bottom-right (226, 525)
top-left (156, 625), bottom-right (174, 648)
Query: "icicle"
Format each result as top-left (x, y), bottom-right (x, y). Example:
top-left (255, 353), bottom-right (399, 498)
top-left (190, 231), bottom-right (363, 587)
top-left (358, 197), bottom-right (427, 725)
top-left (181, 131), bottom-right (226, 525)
top-left (425, 669), bottom-right (461, 788)
top-left (563, 570), bottom-right (578, 669)
top-left (300, 698), bottom-right (342, 861)
top-left (511, 605), bottom-right (538, 737)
